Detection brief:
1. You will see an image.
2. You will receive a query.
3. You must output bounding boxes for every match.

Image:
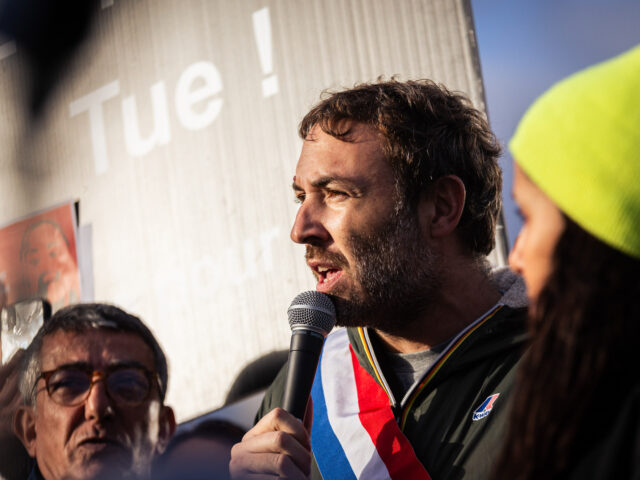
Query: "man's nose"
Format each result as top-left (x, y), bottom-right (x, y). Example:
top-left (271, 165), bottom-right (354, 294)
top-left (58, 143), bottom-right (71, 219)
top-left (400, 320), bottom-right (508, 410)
top-left (290, 200), bottom-right (330, 246)
top-left (84, 376), bottom-right (114, 421)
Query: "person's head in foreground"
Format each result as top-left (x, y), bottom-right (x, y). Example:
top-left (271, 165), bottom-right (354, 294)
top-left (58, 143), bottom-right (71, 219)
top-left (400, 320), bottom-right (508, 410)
top-left (13, 303), bottom-right (176, 480)
top-left (155, 418), bottom-right (246, 479)
top-left (495, 45), bottom-right (640, 479)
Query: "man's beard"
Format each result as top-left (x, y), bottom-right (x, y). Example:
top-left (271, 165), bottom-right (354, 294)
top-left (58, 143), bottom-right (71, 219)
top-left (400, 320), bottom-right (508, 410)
top-left (307, 207), bottom-right (442, 335)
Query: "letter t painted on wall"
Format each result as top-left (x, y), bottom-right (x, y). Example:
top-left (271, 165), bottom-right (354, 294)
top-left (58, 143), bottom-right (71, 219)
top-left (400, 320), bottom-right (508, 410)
top-left (69, 81), bottom-right (120, 175)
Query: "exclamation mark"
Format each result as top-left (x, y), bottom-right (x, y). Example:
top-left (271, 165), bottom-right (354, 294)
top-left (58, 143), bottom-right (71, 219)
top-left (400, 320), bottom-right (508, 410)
top-left (252, 7), bottom-right (278, 97)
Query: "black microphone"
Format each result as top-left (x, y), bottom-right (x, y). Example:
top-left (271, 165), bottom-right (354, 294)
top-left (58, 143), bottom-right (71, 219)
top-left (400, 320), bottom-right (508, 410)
top-left (282, 291), bottom-right (336, 420)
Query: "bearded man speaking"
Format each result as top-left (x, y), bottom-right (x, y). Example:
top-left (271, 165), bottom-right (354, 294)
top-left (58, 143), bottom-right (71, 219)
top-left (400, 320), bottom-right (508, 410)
top-left (230, 79), bottom-right (528, 480)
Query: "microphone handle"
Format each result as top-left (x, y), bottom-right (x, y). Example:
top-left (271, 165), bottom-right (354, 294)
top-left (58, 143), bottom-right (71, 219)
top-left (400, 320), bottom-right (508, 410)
top-left (282, 329), bottom-right (325, 420)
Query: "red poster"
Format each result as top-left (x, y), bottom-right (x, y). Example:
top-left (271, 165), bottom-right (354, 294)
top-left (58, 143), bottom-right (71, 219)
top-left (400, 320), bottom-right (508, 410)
top-left (0, 203), bottom-right (81, 311)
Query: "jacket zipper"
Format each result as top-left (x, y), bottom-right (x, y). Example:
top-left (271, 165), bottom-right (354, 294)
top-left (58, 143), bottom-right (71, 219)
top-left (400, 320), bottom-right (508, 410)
top-left (358, 304), bottom-right (504, 430)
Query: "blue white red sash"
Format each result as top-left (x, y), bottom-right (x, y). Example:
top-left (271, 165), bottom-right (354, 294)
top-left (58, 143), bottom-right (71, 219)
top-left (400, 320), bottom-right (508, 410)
top-left (311, 328), bottom-right (432, 480)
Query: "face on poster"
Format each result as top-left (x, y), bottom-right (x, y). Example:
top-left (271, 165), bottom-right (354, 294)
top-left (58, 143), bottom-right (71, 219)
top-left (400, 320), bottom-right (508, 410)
top-left (0, 202), bottom-right (81, 312)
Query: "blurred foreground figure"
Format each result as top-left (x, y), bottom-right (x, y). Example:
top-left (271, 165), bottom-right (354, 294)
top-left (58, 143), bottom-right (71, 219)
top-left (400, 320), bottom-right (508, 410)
top-left (0, 350), bottom-right (32, 480)
top-left (13, 303), bottom-right (176, 480)
top-left (224, 350), bottom-right (288, 405)
top-left (231, 80), bottom-right (529, 479)
top-left (0, 281), bottom-right (29, 480)
top-left (495, 45), bottom-right (640, 479)
top-left (0, 0), bottom-right (99, 116)
top-left (1, 298), bottom-right (51, 480)
top-left (155, 419), bottom-right (245, 480)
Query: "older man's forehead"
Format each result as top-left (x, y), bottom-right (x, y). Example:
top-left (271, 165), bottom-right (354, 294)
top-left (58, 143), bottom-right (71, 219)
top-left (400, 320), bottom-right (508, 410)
top-left (40, 328), bottom-right (155, 372)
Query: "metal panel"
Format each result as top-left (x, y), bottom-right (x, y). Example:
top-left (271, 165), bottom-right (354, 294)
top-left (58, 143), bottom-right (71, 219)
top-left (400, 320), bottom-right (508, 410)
top-left (0, 0), bottom-right (504, 420)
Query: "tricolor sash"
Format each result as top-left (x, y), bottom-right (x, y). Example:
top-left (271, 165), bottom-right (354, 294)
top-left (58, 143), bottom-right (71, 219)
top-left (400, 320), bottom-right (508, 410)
top-left (311, 328), bottom-right (432, 480)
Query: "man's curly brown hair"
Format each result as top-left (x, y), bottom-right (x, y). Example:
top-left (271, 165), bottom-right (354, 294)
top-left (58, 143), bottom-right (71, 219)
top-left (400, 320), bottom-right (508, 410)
top-left (299, 79), bottom-right (502, 256)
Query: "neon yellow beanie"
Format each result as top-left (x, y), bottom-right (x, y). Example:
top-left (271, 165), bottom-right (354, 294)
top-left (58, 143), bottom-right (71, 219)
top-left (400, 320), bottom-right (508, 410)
top-left (510, 45), bottom-right (640, 259)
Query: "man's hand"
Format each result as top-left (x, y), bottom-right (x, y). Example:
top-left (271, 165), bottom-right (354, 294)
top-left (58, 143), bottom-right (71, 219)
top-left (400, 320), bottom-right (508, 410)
top-left (229, 407), bottom-right (312, 479)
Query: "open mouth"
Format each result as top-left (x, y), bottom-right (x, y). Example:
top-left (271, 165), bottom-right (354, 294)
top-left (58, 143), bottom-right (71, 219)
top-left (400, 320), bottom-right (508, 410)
top-left (313, 265), bottom-right (343, 292)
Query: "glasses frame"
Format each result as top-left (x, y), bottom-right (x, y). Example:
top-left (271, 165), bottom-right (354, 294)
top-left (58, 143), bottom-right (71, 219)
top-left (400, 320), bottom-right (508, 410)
top-left (36, 365), bottom-right (162, 407)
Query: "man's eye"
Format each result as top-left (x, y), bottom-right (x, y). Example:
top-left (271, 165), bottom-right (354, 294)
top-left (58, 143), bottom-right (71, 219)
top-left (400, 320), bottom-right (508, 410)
top-left (109, 371), bottom-right (150, 401)
top-left (326, 189), bottom-right (347, 199)
top-left (294, 193), bottom-right (305, 204)
top-left (49, 376), bottom-right (87, 394)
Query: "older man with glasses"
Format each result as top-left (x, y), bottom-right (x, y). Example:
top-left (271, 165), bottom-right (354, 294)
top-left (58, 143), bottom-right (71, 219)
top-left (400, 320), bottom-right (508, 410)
top-left (13, 303), bottom-right (176, 480)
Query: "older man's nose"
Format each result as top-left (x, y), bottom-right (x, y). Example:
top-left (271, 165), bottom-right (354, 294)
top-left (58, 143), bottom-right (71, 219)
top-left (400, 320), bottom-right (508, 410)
top-left (84, 377), bottom-right (114, 421)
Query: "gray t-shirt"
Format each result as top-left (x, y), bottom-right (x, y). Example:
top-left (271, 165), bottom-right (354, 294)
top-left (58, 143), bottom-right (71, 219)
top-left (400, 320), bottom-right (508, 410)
top-left (377, 338), bottom-right (450, 401)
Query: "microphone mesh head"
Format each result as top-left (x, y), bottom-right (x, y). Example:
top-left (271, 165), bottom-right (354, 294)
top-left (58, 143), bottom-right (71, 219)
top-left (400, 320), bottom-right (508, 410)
top-left (287, 291), bottom-right (336, 335)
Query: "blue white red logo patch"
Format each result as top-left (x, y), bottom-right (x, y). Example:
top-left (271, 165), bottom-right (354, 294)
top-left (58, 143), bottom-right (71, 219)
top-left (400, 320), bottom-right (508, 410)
top-left (472, 393), bottom-right (500, 421)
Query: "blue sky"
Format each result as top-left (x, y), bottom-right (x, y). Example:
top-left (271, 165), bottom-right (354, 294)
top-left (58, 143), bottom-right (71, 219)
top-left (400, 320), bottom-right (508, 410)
top-left (471, 0), bottom-right (640, 249)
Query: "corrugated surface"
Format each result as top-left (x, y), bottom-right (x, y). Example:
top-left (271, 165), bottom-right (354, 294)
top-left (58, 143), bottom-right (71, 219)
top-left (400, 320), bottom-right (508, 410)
top-left (0, 0), bottom-right (505, 420)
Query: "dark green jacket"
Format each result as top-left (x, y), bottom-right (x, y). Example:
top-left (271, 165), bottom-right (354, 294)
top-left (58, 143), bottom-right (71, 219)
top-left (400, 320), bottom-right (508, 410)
top-left (257, 302), bottom-right (528, 480)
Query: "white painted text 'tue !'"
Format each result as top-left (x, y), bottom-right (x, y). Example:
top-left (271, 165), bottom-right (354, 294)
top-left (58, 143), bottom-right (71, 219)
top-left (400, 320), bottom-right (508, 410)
top-left (69, 61), bottom-right (223, 175)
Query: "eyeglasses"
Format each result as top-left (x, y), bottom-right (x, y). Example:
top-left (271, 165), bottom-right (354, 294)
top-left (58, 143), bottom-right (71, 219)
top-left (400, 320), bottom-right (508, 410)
top-left (37, 366), bottom-right (161, 407)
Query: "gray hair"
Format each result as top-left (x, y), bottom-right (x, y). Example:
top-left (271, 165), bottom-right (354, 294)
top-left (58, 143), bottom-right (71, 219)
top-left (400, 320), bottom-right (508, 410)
top-left (19, 303), bottom-right (169, 406)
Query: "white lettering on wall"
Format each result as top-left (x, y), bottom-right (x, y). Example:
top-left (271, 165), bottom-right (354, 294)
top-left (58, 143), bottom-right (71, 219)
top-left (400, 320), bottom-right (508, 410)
top-left (225, 239), bottom-right (258, 286)
top-left (154, 227), bottom-right (280, 301)
top-left (175, 61), bottom-right (224, 130)
top-left (122, 81), bottom-right (171, 157)
top-left (190, 255), bottom-right (218, 300)
top-left (69, 81), bottom-right (120, 175)
top-left (69, 61), bottom-right (224, 175)
top-left (259, 228), bottom-right (279, 271)
top-left (252, 8), bottom-right (278, 97)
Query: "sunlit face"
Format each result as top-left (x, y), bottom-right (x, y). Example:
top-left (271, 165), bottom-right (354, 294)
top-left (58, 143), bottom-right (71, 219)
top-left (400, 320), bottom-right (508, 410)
top-left (291, 123), bottom-right (441, 330)
top-left (19, 330), bottom-right (174, 480)
top-left (509, 163), bottom-right (566, 304)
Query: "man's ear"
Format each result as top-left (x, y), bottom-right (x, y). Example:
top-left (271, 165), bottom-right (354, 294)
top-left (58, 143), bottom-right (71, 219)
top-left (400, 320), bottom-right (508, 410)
top-left (156, 405), bottom-right (176, 455)
top-left (13, 405), bottom-right (37, 457)
top-left (420, 175), bottom-right (466, 238)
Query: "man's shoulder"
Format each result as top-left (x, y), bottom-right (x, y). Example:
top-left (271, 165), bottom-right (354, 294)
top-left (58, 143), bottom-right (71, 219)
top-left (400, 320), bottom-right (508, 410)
top-left (443, 303), bottom-right (529, 382)
top-left (468, 302), bottom-right (529, 349)
top-left (492, 303), bottom-right (528, 332)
